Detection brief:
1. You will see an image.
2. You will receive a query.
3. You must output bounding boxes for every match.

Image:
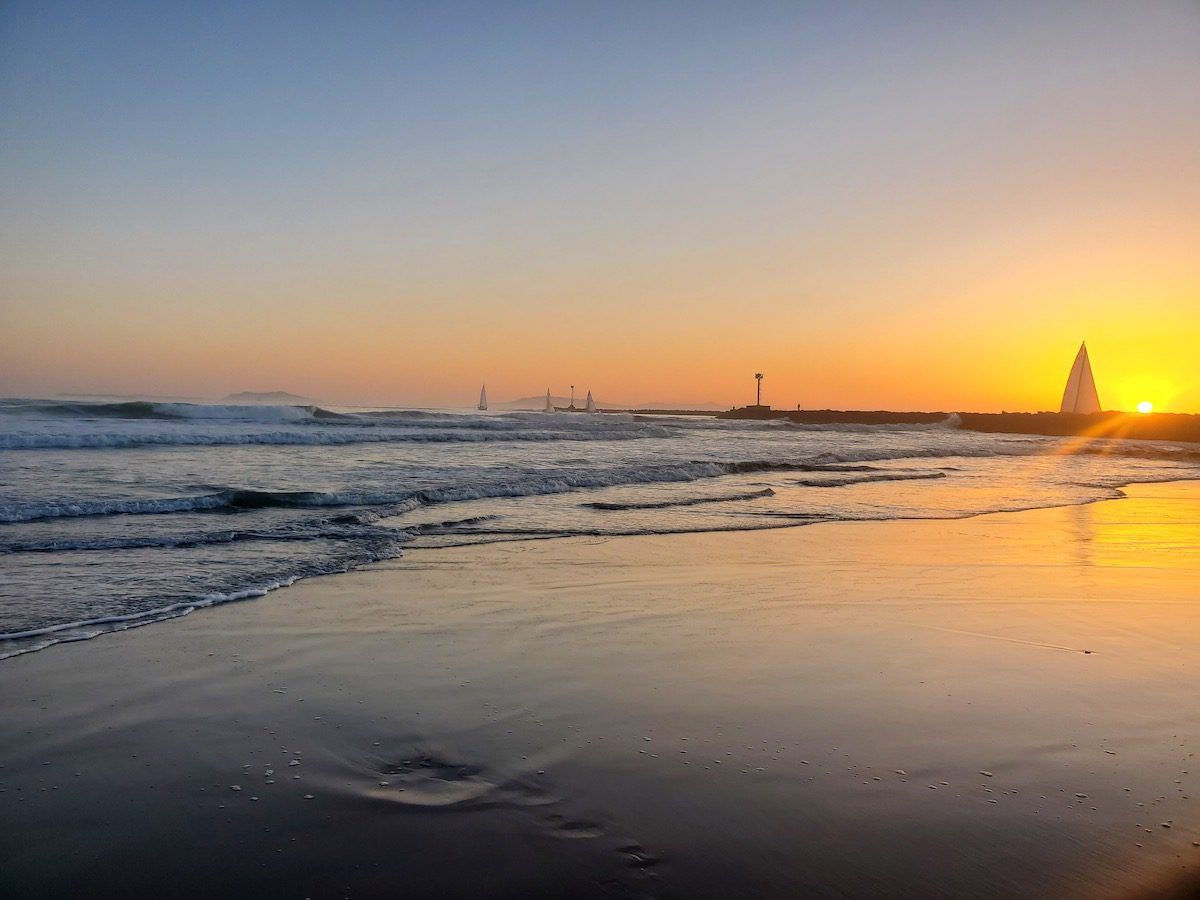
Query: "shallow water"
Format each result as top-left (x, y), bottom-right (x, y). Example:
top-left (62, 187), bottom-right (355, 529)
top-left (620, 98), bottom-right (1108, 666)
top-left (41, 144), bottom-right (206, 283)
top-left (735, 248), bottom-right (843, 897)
top-left (2, 398), bottom-right (1198, 657)
top-left (2, 486), bottom-right (1197, 897)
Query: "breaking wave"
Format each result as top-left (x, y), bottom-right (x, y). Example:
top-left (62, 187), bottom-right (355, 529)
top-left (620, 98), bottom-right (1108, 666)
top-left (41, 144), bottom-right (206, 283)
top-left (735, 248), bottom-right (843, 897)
top-left (0, 399), bottom-right (346, 423)
top-left (3, 397), bottom-right (1199, 662)
top-left (0, 441), bottom-right (1189, 525)
top-left (0, 399), bottom-right (681, 449)
top-left (0, 426), bottom-right (674, 450)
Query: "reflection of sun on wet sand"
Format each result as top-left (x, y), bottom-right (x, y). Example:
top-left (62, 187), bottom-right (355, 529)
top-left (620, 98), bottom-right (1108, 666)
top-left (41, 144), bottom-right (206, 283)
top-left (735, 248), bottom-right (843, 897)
top-left (2, 483), bottom-right (1199, 897)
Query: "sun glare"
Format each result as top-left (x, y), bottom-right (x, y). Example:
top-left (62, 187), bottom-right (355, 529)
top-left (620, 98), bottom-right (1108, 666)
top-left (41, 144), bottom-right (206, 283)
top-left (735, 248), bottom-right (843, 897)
top-left (1136, 401), bottom-right (1153, 414)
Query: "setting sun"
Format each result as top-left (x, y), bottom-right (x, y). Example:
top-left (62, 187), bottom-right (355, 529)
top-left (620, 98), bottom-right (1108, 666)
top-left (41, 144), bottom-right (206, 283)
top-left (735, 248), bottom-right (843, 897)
top-left (1137, 401), bottom-right (1154, 414)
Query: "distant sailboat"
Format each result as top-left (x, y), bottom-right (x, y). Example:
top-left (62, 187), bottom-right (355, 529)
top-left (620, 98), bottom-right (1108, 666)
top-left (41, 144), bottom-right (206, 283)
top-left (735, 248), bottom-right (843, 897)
top-left (543, 389), bottom-right (554, 413)
top-left (585, 390), bottom-right (598, 413)
top-left (477, 384), bottom-right (487, 411)
top-left (1059, 342), bottom-right (1102, 414)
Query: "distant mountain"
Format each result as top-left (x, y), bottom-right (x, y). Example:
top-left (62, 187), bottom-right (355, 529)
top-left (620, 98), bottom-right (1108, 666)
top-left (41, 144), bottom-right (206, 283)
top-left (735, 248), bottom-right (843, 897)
top-left (222, 391), bottom-right (313, 405)
top-left (495, 395), bottom-right (570, 410)
top-left (495, 395), bottom-right (725, 411)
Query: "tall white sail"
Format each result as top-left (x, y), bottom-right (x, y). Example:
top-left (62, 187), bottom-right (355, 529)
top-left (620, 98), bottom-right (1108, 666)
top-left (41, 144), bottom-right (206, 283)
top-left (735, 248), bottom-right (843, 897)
top-left (585, 390), bottom-right (597, 413)
top-left (544, 389), bottom-right (554, 413)
top-left (478, 384), bottom-right (487, 411)
top-left (1059, 342), bottom-right (1101, 414)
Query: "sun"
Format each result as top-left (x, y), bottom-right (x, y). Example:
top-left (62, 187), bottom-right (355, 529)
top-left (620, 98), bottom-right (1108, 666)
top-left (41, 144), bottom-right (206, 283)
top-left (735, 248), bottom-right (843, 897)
top-left (1136, 401), bottom-right (1153, 414)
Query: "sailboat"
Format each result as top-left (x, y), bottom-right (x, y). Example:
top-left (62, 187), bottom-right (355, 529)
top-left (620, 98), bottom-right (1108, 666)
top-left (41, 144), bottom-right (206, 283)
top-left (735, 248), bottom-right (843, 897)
top-left (477, 384), bottom-right (487, 411)
top-left (1059, 342), bottom-right (1101, 414)
top-left (543, 389), bottom-right (554, 413)
top-left (585, 390), bottom-right (598, 413)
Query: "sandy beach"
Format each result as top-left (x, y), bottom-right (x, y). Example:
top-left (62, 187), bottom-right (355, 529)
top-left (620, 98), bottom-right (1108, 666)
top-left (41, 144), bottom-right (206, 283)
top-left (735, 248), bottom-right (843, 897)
top-left (5, 2), bottom-right (1198, 895)
top-left (3, 481), bottom-right (1199, 898)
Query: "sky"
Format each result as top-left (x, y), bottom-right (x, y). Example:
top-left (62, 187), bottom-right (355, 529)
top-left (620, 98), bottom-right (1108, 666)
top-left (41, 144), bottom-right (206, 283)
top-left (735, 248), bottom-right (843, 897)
top-left (1, 1), bottom-right (1198, 411)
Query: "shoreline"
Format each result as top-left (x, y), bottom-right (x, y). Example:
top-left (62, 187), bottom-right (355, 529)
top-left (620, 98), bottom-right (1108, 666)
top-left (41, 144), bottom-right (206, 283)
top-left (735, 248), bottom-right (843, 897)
top-left (7, 473), bottom-right (1199, 663)
top-left (2, 483), bottom-right (1199, 897)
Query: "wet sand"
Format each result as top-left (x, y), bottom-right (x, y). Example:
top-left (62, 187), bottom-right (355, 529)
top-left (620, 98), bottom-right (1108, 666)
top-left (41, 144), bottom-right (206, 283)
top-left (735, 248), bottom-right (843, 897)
top-left (2, 482), bottom-right (1199, 898)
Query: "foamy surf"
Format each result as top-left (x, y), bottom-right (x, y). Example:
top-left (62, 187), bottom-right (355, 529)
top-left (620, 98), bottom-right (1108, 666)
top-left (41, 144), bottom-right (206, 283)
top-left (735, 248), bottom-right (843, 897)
top-left (2, 397), bottom-right (1198, 659)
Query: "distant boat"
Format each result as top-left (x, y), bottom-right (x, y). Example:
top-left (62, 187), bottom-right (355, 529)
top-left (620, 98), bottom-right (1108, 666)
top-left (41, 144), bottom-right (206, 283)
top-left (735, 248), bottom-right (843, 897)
top-left (544, 389), bottom-right (554, 413)
top-left (478, 384), bottom-right (487, 411)
top-left (1059, 342), bottom-right (1101, 414)
top-left (556, 389), bottom-right (600, 413)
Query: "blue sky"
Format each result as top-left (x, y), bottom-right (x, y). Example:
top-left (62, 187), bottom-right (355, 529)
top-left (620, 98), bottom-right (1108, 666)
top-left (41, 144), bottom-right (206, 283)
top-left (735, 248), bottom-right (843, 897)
top-left (2, 2), bottom-right (1198, 409)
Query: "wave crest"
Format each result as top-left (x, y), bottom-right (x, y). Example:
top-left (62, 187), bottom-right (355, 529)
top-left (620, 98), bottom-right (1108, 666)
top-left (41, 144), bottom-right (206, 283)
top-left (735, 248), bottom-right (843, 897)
top-left (584, 488), bottom-right (776, 511)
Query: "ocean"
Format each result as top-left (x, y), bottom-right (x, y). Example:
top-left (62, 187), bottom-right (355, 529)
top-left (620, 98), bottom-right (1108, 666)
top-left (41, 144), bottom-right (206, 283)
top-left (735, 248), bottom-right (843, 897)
top-left (2, 398), bottom-right (1197, 660)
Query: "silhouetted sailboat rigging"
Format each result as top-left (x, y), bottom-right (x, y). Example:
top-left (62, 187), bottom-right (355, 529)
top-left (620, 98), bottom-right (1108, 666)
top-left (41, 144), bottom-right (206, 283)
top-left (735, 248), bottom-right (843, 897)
top-left (543, 389), bottom-right (553, 412)
top-left (1059, 342), bottom-right (1101, 414)
top-left (585, 391), bottom-right (597, 413)
top-left (478, 384), bottom-right (487, 411)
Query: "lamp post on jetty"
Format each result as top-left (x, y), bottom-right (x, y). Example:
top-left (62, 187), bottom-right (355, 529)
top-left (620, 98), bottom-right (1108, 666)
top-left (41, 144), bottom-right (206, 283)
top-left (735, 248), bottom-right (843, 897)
top-left (716, 372), bottom-right (774, 419)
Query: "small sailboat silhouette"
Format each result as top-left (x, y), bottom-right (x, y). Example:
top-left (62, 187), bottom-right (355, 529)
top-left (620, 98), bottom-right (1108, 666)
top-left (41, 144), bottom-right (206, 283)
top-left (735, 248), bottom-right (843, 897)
top-left (478, 384), bottom-right (487, 411)
top-left (543, 389), bottom-right (554, 413)
top-left (585, 390), bottom-right (598, 413)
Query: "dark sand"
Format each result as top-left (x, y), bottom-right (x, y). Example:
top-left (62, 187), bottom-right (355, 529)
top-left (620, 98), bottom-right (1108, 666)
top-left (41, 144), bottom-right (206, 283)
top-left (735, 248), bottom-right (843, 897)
top-left (2, 483), bottom-right (1199, 898)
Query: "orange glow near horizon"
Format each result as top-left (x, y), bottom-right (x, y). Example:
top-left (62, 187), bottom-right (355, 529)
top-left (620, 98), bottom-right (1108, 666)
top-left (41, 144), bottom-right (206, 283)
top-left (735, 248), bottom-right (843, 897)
top-left (2, 178), bottom-right (1196, 412)
top-left (1, 295), bottom-right (1197, 413)
top-left (1, 5), bottom-right (1197, 413)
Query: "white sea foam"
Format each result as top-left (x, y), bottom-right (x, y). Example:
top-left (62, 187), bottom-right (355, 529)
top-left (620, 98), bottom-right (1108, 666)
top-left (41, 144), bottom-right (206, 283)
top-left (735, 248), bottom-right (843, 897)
top-left (1, 443), bottom-right (1191, 524)
top-left (0, 424), bottom-right (676, 450)
top-left (2, 398), bottom-right (1198, 662)
top-left (0, 577), bottom-right (302, 660)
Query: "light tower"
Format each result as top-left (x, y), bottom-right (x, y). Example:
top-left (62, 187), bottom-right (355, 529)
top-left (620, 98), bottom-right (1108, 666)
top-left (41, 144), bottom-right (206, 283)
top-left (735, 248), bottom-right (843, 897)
top-left (755, 373), bottom-right (764, 407)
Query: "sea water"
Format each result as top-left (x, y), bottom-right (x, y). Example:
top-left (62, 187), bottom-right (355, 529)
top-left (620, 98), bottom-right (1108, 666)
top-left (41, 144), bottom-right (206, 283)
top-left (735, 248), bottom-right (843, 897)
top-left (2, 398), bottom-right (1197, 658)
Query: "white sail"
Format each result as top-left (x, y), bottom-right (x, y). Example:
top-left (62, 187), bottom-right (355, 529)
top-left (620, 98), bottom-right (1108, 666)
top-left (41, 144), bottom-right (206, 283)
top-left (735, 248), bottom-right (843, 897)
top-left (1059, 342), bottom-right (1101, 414)
top-left (478, 384), bottom-right (487, 411)
top-left (544, 389), bottom-right (553, 412)
top-left (585, 390), bottom-right (597, 413)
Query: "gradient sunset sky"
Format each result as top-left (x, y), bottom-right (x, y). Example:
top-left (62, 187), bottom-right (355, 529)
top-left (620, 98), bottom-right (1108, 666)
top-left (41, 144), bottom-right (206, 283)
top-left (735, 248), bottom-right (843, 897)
top-left (2, 2), bottom-right (1197, 411)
